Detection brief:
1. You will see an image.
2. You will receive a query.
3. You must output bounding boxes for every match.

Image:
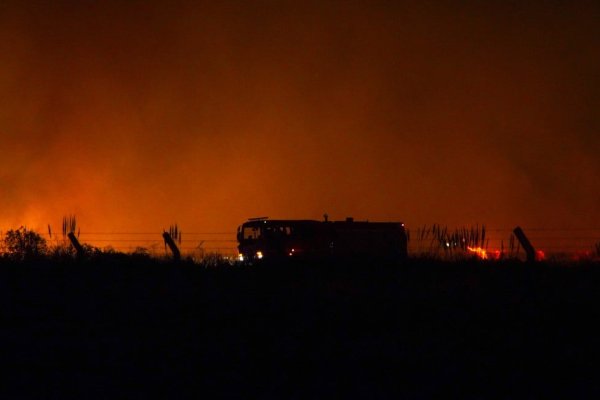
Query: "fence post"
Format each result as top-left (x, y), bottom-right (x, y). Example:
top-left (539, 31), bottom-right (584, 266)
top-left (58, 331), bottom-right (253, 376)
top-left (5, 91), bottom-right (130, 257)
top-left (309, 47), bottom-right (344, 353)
top-left (67, 232), bottom-right (84, 257)
top-left (162, 232), bottom-right (181, 261)
top-left (513, 226), bottom-right (536, 263)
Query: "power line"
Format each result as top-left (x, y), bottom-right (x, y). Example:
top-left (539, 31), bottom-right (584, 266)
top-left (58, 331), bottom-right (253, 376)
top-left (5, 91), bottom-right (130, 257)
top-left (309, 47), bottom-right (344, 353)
top-left (33, 232), bottom-right (234, 236)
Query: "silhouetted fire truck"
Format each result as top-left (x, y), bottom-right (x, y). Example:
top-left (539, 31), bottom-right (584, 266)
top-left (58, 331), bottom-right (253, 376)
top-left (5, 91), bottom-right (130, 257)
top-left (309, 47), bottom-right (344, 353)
top-left (237, 217), bottom-right (408, 262)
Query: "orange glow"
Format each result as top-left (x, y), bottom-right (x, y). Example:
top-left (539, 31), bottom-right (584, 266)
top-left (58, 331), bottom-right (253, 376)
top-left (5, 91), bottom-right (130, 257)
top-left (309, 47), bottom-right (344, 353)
top-left (1, 2), bottom-right (599, 244)
top-left (467, 246), bottom-right (488, 260)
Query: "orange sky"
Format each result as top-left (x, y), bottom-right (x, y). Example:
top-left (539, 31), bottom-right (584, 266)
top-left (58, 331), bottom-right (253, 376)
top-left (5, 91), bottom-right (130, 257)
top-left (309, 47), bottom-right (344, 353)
top-left (1, 0), bottom-right (599, 240)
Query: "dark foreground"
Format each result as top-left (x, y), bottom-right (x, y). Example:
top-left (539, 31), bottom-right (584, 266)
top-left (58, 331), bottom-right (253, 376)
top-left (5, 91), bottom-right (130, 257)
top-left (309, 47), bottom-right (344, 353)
top-left (1, 257), bottom-right (600, 398)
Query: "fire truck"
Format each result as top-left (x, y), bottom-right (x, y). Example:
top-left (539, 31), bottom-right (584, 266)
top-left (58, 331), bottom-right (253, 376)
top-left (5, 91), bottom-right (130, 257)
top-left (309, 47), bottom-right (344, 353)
top-left (236, 217), bottom-right (408, 262)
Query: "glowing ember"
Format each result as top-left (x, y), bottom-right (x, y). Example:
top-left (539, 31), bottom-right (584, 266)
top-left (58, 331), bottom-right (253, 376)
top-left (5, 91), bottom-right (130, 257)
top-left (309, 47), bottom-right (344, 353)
top-left (467, 246), bottom-right (488, 260)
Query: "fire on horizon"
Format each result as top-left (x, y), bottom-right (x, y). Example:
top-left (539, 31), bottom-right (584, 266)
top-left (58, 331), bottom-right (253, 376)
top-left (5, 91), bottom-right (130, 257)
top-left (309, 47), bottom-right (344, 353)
top-left (1, 1), bottom-right (599, 245)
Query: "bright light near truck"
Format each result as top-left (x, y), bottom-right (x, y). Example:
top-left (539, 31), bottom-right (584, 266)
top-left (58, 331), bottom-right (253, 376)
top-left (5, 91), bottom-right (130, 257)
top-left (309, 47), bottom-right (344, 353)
top-left (256, 251), bottom-right (263, 259)
top-left (238, 254), bottom-right (244, 262)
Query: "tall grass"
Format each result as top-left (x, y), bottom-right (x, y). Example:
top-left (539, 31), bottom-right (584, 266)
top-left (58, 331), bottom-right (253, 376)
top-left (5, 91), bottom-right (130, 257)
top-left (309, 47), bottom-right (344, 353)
top-left (407, 224), bottom-right (522, 260)
top-left (62, 215), bottom-right (77, 238)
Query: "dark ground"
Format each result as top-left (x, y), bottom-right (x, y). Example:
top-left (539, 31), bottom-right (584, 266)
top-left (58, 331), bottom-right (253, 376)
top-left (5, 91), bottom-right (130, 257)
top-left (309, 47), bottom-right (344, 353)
top-left (1, 257), bottom-right (600, 398)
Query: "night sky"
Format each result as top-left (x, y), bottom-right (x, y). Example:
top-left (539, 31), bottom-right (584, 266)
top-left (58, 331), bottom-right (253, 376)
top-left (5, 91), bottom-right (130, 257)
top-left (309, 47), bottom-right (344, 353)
top-left (1, 0), bottom-right (599, 236)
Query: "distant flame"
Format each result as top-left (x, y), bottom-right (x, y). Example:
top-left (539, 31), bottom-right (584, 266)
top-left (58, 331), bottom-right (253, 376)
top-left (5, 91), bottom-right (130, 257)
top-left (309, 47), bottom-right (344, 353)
top-left (535, 250), bottom-right (545, 261)
top-left (467, 247), bottom-right (544, 261)
top-left (467, 246), bottom-right (487, 260)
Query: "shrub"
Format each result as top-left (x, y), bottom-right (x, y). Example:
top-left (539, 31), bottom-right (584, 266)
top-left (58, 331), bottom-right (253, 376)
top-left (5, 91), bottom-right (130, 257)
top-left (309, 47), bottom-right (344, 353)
top-left (200, 252), bottom-right (227, 268)
top-left (48, 242), bottom-right (77, 260)
top-left (3, 227), bottom-right (47, 261)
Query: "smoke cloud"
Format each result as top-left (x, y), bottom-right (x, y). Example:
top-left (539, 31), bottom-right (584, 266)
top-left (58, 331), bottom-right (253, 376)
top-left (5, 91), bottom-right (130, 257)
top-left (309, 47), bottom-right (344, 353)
top-left (1, 0), bottom-right (599, 238)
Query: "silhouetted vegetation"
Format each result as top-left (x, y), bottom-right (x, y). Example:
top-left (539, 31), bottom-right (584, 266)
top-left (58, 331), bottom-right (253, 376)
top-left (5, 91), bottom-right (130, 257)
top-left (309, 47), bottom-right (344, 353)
top-left (409, 224), bottom-right (487, 255)
top-left (1, 253), bottom-right (599, 398)
top-left (0, 225), bottom-right (598, 398)
top-left (1, 226), bottom-right (47, 261)
top-left (197, 251), bottom-right (229, 268)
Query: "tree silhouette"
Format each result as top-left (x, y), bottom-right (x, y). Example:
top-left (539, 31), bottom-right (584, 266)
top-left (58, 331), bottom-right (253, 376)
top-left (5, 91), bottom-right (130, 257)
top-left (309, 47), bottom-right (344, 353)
top-left (3, 227), bottom-right (47, 261)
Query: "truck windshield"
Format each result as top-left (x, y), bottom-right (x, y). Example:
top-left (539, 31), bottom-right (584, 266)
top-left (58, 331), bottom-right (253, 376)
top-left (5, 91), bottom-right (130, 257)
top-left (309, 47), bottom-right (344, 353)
top-left (242, 224), bottom-right (293, 240)
top-left (264, 226), bottom-right (292, 237)
top-left (242, 225), bottom-right (261, 240)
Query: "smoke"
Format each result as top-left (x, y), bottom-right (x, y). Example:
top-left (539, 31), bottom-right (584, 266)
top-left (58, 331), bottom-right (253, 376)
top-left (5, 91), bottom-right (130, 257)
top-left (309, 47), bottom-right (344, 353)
top-left (1, 0), bottom-right (599, 236)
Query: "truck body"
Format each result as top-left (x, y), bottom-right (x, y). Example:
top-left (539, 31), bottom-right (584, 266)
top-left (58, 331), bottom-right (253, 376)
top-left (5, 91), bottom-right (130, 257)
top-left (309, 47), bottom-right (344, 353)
top-left (237, 217), bottom-right (408, 262)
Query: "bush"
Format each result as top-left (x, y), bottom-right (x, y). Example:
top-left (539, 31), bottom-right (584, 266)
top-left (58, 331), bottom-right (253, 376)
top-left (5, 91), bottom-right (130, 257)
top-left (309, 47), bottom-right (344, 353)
top-left (2, 227), bottom-right (47, 261)
top-left (199, 252), bottom-right (228, 268)
top-left (48, 242), bottom-right (76, 260)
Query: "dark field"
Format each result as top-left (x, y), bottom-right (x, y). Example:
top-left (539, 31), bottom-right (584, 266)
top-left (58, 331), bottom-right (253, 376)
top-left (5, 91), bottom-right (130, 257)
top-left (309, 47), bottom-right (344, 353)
top-left (2, 258), bottom-right (600, 398)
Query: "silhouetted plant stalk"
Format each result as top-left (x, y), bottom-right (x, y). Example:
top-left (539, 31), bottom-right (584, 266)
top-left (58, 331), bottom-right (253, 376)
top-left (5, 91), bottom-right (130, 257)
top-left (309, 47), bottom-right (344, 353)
top-left (62, 215), bottom-right (78, 238)
top-left (194, 240), bottom-right (206, 261)
top-left (409, 224), bottom-right (495, 260)
top-left (168, 224), bottom-right (182, 246)
top-left (58, 215), bottom-right (84, 257)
